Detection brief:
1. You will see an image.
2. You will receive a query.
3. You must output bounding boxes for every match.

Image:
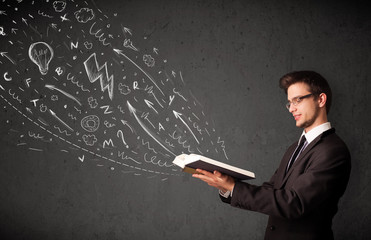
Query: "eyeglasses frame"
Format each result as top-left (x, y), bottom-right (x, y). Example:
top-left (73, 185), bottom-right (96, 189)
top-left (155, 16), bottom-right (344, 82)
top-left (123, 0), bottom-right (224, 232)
top-left (286, 93), bottom-right (314, 110)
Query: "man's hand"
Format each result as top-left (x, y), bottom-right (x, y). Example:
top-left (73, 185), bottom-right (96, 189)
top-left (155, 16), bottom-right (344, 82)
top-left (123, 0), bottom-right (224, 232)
top-left (192, 169), bottom-right (235, 193)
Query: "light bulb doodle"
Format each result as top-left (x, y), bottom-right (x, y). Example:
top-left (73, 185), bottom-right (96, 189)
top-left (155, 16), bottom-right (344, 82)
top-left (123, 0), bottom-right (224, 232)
top-left (28, 42), bottom-right (54, 75)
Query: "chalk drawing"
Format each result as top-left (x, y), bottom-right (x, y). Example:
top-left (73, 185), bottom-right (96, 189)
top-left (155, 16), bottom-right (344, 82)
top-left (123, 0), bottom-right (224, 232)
top-left (0, 0), bottom-right (229, 180)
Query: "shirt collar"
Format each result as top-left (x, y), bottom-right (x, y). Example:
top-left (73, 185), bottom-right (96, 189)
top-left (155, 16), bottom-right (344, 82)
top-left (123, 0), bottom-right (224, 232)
top-left (299, 122), bottom-right (332, 145)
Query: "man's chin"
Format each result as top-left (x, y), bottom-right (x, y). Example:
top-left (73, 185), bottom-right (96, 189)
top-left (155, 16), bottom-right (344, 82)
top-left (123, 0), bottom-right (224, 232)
top-left (296, 121), bottom-right (306, 129)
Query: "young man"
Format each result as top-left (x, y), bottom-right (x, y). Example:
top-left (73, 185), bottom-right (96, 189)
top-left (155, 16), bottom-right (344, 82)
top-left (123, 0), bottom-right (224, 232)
top-left (193, 71), bottom-right (351, 240)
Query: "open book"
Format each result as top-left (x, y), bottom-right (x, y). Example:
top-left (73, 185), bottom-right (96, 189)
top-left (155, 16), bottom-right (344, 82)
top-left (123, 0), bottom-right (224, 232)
top-left (173, 154), bottom-right (255, 180)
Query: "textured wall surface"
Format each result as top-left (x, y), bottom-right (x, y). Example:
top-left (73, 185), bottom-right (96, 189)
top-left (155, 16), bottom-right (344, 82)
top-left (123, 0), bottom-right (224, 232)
top-left (0, 0), bottom-right (370, 239)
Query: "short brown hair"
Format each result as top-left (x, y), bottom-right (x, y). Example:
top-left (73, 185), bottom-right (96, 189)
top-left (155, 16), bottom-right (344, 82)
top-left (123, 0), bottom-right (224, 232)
top-left (279, 71), bottom-right (332, 114)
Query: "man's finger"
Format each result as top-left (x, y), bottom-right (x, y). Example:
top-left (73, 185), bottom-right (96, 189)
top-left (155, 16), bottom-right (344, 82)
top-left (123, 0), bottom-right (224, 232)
top-left (195, 169), bottom-right (215, 177)
top-left (213, 170), bottom-right (223, 177)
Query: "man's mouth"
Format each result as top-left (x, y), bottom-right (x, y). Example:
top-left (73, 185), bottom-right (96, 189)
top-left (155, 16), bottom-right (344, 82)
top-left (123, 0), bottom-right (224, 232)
top-left (294, 114), bottom-right (301, 121)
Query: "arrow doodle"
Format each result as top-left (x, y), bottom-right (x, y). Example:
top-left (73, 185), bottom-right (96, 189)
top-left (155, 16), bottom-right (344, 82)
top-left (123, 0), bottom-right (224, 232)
top-left (173, 110), bottom-right (200, 144)
top-left (120, 119), bottom-right (134, 133)
top-left (127, 101), bottom-right (176, 157)
top-left (0, 52), bottom-right (16, 65)
top-left (49, 109), bottom-right (74, 132)
top-left (113, 48), bottom-right (164, 96)
top-left (144, 99), bottom-right (158, 114)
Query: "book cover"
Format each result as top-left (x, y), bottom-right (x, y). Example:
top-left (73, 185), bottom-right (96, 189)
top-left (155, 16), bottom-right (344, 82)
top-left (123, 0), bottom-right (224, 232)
top-left (173, 154), bottom-right (255, 180)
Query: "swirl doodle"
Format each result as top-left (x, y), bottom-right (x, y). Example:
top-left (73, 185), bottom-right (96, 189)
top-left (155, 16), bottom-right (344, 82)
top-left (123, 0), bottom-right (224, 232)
top-left (81, 115), bottom-right (100, 132)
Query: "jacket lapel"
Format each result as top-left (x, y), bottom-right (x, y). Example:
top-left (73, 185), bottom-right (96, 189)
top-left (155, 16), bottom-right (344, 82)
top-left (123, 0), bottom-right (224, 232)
top-left (278, 129), bottom-right (333, 188)
top-left (275, 143), bottom-right (297, 188)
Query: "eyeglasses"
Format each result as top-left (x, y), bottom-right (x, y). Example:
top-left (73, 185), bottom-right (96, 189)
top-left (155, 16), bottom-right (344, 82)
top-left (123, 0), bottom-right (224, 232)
top-left (286, 93), bottom-right (314, 110)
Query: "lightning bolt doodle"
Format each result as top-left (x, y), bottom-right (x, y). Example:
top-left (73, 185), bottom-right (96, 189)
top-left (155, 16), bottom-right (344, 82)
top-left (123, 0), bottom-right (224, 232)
top-left (84, 53), bottom-right (114, 100)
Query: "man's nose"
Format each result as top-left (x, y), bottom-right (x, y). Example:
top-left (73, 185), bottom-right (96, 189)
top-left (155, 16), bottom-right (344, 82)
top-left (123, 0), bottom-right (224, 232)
top-left (289, 103), bottom-right (296, 113)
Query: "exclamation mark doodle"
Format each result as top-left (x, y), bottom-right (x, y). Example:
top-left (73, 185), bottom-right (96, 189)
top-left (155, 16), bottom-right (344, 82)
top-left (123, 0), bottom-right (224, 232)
top-left (78, 155), bottom-right (85, 162)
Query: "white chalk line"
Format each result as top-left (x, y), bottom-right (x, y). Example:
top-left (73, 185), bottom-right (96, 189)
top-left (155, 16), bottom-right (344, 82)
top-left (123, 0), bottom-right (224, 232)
top-left (0, 94), bottom-right (181, 177)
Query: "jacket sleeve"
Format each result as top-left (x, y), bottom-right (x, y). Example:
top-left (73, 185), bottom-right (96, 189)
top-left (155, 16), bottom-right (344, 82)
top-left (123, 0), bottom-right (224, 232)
top-left (226, 142), bottom-right (351, 219)
top-left (219, 169), bottom-right (278, 204)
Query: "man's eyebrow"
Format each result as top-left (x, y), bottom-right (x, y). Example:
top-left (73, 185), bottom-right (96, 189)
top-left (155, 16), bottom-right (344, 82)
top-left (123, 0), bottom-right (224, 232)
top-left (287, 95), bottom-right (301, 101)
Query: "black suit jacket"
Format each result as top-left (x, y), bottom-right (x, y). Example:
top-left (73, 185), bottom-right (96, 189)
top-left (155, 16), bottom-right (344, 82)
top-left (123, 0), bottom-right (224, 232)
top-left (221, 128), bottom-right (351, 240)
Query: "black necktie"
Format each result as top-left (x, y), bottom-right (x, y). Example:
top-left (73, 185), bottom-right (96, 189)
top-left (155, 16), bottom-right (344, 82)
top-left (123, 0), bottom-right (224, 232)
top-left (286, 136), bottom-right (307, 172)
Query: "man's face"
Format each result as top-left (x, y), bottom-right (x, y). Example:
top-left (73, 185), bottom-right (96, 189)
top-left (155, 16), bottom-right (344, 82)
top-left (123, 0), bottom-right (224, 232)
top-left (287, 82), bottom-right (321, 132)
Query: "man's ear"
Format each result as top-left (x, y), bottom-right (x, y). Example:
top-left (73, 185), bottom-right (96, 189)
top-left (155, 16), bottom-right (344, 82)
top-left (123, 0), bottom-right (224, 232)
top-left (318, 93), bottom-right (327, 108)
